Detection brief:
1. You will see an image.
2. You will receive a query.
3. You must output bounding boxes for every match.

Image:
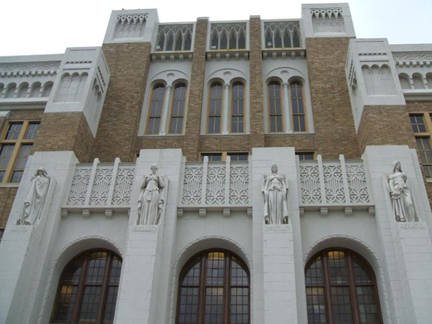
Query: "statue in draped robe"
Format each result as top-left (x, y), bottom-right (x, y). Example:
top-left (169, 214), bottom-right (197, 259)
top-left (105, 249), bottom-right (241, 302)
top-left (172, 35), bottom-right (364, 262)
top-left (17, 168), bottom-right (50, 226)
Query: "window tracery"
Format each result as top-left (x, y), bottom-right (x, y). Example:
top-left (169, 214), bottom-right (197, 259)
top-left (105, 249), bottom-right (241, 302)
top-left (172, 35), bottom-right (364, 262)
top-left (176, 250), bottom-right (250, 324)
top-left (210, 23), bottom-right (247, 50)
top-left (51, 250), bottom-right (122, 323)
top-left (305, 249), bottom-right (382, 324)
top-left (264, 21), bottom-right (301, 49)
top-left (156, 24), bottom-right (193, 52)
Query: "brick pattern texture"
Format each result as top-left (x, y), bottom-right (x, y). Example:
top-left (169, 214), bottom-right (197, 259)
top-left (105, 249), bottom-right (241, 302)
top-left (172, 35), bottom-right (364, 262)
top-left (34, 112), bottom-right (94, 163)
top-left (92, 42), bottom-right (152, 162)
top-left (357, 105), bottom-right (416, 153)
top-left (182, 18), bottom-right (208, 161)
top-left (249, 17), bottom-right (265, 148)
top-left (306, 38), bottom-right (360, 159)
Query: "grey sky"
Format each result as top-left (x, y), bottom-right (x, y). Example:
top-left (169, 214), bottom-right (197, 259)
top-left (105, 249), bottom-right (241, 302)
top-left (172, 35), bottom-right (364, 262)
top-left (1, 0), bottom-right (430, 56)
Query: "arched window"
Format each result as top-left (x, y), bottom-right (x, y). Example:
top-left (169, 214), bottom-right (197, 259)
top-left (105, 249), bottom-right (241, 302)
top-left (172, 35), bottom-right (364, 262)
top-left (268, 81), bottom-right (283, 132)
top-left (146, 84), bottom-right (165, 134)
top-left (208, 82), bottom-right (223, 133)
top-left (290, 81), bottom-right (307, 132)
top-left (169, 83), bottom-right (187, 134)
top-left (231, 82), bottom-right (245, 133)
top-left (51, 250), bottom-right (122, 323)
top-left (176, 250), bottom-right (250, 324)
top-left (305, 249), bottom-right (382, 324)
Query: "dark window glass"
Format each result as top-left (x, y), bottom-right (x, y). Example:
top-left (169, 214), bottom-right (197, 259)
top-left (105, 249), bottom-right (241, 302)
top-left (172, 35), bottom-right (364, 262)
top-left (297, 152), bottom-right (315, 161)
top-left (291, 81), bottom-right (306, 132)
top-left (25, 122), bottom-right (40, 139)
top-left (228, 153), bottom-right (248, 161)
top-left (6, 123), bottom-right (22, 140)
top-left (305, 249), bottom-right (382, 324)
top-left (177, 250), bottom-right (250, 324)
top-left (202, 153), bottom-right (223, 162)
top-left (416, 137), bottom-right (432, 178)
top-left (52, 250), bottom-right (122, 323)
top-left (170, 84), bottom-right (187, 134)
top-left (268, 82), bottom-right (283, 132)
top-left (208, 83), bottom-right (223, 133)
top-left (231, 82), bottom-right (245, 133)
top-left (410, 115), bottom-right (427, 133)
top-left (147, 84), bottom-right (165, 134)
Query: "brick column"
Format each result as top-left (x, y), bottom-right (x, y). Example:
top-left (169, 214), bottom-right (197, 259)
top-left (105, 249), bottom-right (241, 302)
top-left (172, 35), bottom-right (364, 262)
top-left (92, 43), bottom-right (152, 162)
top-left (249, 16), bottom-right (265, 148)
top-left (183, 18), bottom-right (208, 161)
top-left (306, 38), bottom-right (360, 159)
top-left (34, 112), bottom-right (94, 163)
top-left (357, 106), bottom-right (416, 153)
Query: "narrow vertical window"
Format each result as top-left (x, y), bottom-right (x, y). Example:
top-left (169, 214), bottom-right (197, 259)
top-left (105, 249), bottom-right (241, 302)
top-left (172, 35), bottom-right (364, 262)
top-left (268, 81), bottom-right (283, 132)
top-left (0, 121), bottom-right (40, 183)
top-left (231, 82), bottom-right (245, 133)
top-left (291, 81), bottom-right (307, 132)
top-left (146, 84), bottom-right (165, 134)
top-left (208, 83), bottom-right (223, 133)
top-left (169, 84), bottom-right (187, 134)
top-left (410, 113), bottom-right (432, 178)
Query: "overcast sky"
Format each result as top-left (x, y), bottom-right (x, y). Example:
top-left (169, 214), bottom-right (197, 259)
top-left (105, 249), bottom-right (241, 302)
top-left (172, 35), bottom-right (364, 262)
top-left (1, 0), bottom-right (431, 56)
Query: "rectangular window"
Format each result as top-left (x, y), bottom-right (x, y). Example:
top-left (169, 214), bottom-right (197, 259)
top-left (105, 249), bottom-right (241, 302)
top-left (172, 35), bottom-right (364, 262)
top-left (410, 113), bottom-right (432, 178)
top-left (268, 82), bottom-right (283, 132)
top-left (231, 83), bottom-right (245, 133)
top-left (208, 84), bottom-right (223, 134)
top-left (0, 121), bottom-right (40, 184)
top-left (202, 152), bottom-right (249, 162)
top-left (296, 152), bottom-right (315, 161)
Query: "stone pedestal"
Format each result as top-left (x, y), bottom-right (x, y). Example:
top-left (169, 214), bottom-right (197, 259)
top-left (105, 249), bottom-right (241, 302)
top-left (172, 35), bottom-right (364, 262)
top-left (114, 225), bottom-right (163, 324)
top-left (263, 225), bottom-right (298, 324)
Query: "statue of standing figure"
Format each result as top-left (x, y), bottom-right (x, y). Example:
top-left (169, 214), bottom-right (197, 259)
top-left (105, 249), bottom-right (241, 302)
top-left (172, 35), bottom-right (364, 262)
top-left (262, 164), bottom-right (289, 224)
top-left (137, 164), bottom-right (165, 225)
top-left (387, 161), bottom-right (417, 222)
top-left (17, 168), bottom-right (50, 226)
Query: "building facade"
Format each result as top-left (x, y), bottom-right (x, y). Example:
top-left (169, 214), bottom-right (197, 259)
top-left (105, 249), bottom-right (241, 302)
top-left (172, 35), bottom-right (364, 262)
top-left (1, 3), bottom-right (432, 324)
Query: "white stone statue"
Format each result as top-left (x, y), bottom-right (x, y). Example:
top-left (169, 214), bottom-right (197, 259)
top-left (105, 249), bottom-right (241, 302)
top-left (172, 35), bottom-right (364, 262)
top-left (137, 164), bottom-right (165, 225)
top-left (387, 161), bottom-right (417, 222)
top-left (262, 164), bottom-right (289, 224)
top-left (17, 168), bottom-right (50, 226)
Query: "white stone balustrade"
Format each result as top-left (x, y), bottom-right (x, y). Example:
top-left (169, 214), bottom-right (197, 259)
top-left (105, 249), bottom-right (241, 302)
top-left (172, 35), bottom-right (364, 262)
top-left (299, 154), bottom-right (374, 215)
top-left (62, 158), bottom-right (135, 216)
top-left (179, 156), bottom-right (251, 216)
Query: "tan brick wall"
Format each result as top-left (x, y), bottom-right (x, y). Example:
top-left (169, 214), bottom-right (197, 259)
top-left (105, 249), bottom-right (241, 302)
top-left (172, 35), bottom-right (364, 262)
top-left (135, 136), bottom-right (185, 152)
top-left (182, 18), bottom-right (208, 161)
top-left (406, 101), bottom-right (432, 113)
top-left (357, 105), bottom-right (416, 153)
top-left (0, 187), bottom-right (18, 228)
top-left (33, 112), bottom-right (94, 163)
top-left (265, 134), bottom-right (316, 151)
top-left (249, 17), bottom-right (265, 148)
top-left (306, 38), bottom-right (360, 159)
top-left (200, 136), bottom-right (251, 153)
top-left (92, 42), bottom-right (152, 162)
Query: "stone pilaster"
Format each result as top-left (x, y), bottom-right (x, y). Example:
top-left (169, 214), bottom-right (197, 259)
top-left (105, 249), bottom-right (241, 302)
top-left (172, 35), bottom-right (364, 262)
top-left (115, 149), bottom-right (183, 324)
top-left (0, 151), bottom-right (78, 324)
top-left (363, 145), bottom-right (432, 323)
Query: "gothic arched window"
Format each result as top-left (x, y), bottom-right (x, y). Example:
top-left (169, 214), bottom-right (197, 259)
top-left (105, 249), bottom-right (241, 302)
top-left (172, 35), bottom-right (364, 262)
top-left (176, 250), bottom-right (250, 324)
top-left (268, 81), bottom-right (283, 132)
top-left (169, 83), bottom-right (187, 134)
top-left (146, 84), bottom-right (166, 134)
top-left (208, 82), bottom-right (223, 133)
top-left (290, 81), bottom-right (307, 132)
top-left (231, 82), bottom-right (245, 133)
top-left (51, 250), bottom-right (122, 323)
top-left (305, 249), bottom-right (383, 324)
